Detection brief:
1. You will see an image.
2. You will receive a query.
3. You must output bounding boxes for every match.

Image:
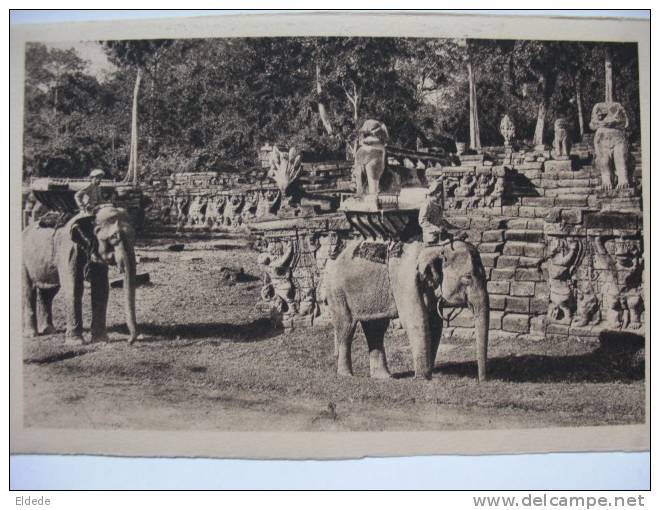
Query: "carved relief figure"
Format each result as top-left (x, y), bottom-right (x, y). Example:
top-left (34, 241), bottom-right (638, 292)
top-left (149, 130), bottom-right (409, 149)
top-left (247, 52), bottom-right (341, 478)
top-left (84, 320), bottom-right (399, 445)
top-left (187, 195), bottom-right (208, 226)
top-left (175, 195), bottom-right (189, 229)
top-left (205, 195), bottom-right (226, 228)
top-left (590, 102), bottom-right (632, 189)
top-left (574, 287), bottom-right (601, 327)
top-left (256, 189), bottom-right (281, 218)
top-left (546, 238), bottom-right (581, 323)
top-left (222, 194), bottom-right (245, 227)
top-left (352, 119), bottom-right (389, 195)
top-left (241, 192), bottom-right (260, 222)
top-left (551, 118), bottom-right (572, 160)
top-left (613, 237), bottom-right (644, 329)
top-left (258, 240), bottom-right (297, 315)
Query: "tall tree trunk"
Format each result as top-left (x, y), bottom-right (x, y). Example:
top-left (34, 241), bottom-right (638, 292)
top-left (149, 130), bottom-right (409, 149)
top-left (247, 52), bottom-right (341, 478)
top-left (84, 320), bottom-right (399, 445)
top-left (533, 99), bottom-right (547, 146)
top-left (316, 64), bottom-right (333, 136)
top-left (467, 59), bottom-right (481, 150)
top-left (124, 67), bottom-right (142, 185)
top-left (605, 49), bottom-right (614, 102)
top-left (575, 72), bottom-right (584, 137)
top-left (533, 72), bottom-right (557, 147)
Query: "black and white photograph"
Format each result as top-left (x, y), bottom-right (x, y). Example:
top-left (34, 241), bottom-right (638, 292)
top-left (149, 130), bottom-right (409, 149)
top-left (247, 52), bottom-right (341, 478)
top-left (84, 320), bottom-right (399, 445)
top-left (10, 12), bottom-right (649, 458)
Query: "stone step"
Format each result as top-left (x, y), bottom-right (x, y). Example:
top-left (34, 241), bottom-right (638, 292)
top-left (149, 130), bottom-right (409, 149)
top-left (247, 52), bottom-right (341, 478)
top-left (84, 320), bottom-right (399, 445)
top-left (506, 218), bottom-right (545, 230)
top-left (502, 241), bottom-right (545, 257)
top-left (504, 229), bottom-right (545, 243)
top-left (544, 187), bottom-right (592, 196)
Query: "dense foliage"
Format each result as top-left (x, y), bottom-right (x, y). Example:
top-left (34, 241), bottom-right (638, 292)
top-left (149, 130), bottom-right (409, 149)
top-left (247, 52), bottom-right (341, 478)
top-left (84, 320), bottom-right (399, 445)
top-left (23, 37), bottom-right (641, 180)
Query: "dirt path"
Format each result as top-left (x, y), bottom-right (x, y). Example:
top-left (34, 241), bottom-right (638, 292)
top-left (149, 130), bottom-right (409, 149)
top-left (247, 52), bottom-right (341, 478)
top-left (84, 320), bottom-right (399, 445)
top-left (21, 241), bottom-right (645, 432)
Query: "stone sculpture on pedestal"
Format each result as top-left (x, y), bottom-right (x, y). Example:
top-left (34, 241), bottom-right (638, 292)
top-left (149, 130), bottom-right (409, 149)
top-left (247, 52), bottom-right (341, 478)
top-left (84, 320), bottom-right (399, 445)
top-left (551, 118), bottom-right (572, 160)
top-left (499, 114), bottom-right (515, 147)
top-left (590, 102), bottom-right (632, 190)
top-left (352, 119), bottom-right (389, 195)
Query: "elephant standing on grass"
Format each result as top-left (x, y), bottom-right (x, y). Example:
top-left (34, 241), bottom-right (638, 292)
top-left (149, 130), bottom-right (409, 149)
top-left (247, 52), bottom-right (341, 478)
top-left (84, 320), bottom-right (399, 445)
top-left (324, 239), bottom-right (489, 382)
top-left (22, 206), bottom-right (138, 345)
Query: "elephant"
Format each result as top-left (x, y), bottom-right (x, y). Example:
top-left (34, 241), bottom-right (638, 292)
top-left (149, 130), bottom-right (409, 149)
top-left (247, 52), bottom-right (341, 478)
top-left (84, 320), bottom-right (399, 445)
top-left (22, 205), bottom-right (138, 345)
top-left (324, 239), bottom-right (489, 382)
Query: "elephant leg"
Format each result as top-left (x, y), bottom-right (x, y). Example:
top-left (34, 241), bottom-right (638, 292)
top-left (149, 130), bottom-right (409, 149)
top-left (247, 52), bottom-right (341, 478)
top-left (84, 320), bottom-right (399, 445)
top-left (89, 263), bottom-right (110, 342)
top-left (61, 260), bottom-right (85, 345)
top-left (428, 307), bottom-right (443, 372)
top-left (398, 298), bottom-right (432, 380)
top-left (362, 319), bottom-right (391, 379)
top-left (335, 315), bottom-right (357, 377)
top-left (37, 287), bottom-right (59, 334)
top-left (22, 267), bottom-right (37, 338)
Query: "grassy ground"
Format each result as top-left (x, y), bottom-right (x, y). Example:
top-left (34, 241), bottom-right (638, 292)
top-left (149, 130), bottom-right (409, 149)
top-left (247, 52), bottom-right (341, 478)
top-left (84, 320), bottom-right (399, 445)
top-left (22, 235), bottom-right (645, 431)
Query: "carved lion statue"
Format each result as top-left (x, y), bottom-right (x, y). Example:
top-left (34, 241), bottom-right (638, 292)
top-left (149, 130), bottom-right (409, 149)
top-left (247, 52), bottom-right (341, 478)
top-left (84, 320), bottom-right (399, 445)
top-left (353, 119), bottom-right (389, 195)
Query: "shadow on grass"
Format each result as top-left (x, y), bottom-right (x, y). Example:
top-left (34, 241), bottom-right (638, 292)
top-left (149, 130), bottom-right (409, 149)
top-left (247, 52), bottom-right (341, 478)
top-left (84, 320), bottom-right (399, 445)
top-left (396, 332), bottom-right (645, 383)
top-left (108, 317), bottom-right (280, 343)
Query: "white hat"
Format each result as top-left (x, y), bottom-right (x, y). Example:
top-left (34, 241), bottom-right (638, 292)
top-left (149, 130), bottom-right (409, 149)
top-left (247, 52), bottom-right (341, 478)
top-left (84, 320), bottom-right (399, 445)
top-left (90, 169), bottom-right (105, 178)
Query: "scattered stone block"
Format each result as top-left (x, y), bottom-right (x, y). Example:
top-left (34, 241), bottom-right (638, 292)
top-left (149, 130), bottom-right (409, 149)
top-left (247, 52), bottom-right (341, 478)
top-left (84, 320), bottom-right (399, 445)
top-left (167, 244), bottom-right (185, 251)
top-left (136, 255), bottom-right (160, 263)
top-left (111, 273), bottom-right (150, 288)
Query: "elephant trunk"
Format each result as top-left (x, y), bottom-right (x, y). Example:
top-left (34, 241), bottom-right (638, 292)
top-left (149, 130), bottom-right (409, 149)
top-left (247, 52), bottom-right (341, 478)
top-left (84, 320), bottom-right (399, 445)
top-left (114, 236), bottom-right (138, 343)
top-left (468, 283), bottom-right (489, 383)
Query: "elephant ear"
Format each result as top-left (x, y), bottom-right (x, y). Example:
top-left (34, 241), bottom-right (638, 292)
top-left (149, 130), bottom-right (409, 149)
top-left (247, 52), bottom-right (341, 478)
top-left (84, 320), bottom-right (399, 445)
top-left (416, 248), bottom-right (444, 289)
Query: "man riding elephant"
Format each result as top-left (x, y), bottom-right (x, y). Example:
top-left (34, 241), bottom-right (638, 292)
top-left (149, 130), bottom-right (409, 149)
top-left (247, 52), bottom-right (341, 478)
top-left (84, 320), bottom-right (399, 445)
top-left (71, 169), bottom-right (111, 263)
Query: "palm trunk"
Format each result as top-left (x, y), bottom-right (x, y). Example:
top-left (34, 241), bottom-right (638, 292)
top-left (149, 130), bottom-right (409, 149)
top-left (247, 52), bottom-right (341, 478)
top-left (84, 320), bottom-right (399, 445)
top-left (316, 64), bottom-right (333, 135)
top-left (468, 59), bottom-right (481, 150)
top-left (124, 67), bottom-right (142, 185)
top-left (533, 99), bottom-right (547, 146)
top-left (605, 50), bottom-right (613, 102)
top-left (575, 73), bottom-right (584, 137)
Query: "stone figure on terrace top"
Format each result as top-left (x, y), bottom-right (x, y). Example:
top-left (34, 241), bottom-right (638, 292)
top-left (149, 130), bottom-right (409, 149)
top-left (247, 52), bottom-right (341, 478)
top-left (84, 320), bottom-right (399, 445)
top-left (551, 118), bottom-right (572, 160)
top-left (590, 102), bottom-right (632, 190)
top-left (499, 114), bottom-right (515, 147)
top-left (269, 146), bottom-right (303, 197)
top-left (352, 119), bottom-right (389, 195)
